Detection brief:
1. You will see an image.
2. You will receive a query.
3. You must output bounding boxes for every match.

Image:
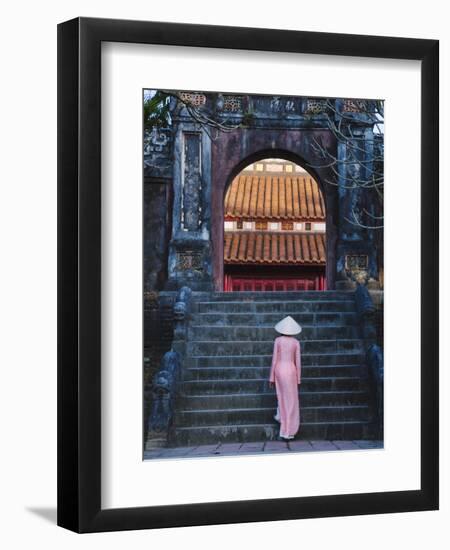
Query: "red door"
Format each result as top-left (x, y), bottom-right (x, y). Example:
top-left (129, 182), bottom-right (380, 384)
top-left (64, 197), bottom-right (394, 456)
top-left (224, 275), bottom-right (326, 292)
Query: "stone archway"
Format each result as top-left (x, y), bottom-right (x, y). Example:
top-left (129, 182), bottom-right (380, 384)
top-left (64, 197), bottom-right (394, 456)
top-left (211, 146), bottom-right (338, 291)
top-left (159, 93), bottom-right (380, 293)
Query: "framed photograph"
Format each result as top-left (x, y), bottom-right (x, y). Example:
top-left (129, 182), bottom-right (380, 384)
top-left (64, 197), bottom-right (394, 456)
top-left (57, 17), bottom-right (439, 533)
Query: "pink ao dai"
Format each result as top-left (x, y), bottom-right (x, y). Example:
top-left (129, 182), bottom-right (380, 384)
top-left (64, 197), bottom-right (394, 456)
top-left (269, 335), bottom-right (301, 438)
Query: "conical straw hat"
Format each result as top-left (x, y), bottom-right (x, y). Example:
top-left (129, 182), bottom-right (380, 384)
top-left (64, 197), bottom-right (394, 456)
top-left (274, 315), bottom-right (302, 336)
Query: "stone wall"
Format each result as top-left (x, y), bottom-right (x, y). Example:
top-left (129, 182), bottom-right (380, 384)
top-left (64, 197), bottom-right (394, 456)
top-left (143, 180), bottom-right (172, 292)
top-left (143, 93), bottom-right (383, 292)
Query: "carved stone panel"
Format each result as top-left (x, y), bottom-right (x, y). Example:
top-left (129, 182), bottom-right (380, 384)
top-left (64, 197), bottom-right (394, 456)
top-left (304, 99), bottom-right (328, 115)
top-left (179, 92), bottom-right (207, 106)
top-left (345, 254), bottom-right (369, 283)
top-left (143, 128), bottom-right (173, 179)
top-left (223, 95), bottom-right (243, 112)
top-left (343, 99), bottom-right (367, 112)
top-left (345, 254), bottom-right (368, 270)
top-left (182, 133), bottom-right (202, 231)
top-left (176, 250), bottom-right (203, 272)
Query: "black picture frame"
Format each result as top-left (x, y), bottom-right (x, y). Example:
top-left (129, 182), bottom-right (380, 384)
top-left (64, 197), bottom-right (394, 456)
top-left (57, 17), bottom-right (439, 533)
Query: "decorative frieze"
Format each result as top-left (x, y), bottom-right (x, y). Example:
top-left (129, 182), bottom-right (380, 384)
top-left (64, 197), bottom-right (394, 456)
top-left (179, 92), bottom-right (206, 107)
top-left (304, 99), bottom-right (328, 115)
top-left (270, 96), bottom-right (297, 114)
top-left (223, 95), bottom-right (243, 112)
top-left (343, 99), bottom-right (367, 113)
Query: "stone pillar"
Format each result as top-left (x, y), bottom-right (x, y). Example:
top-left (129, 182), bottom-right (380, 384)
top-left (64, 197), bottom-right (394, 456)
top-left (166, 122), bottom-right (213, 290)
top-left (335, 106), bottom-right (381, 289)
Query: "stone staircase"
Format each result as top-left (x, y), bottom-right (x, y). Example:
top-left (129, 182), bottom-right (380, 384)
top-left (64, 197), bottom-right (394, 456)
top-left (168, 291), bottom-right (374, 447)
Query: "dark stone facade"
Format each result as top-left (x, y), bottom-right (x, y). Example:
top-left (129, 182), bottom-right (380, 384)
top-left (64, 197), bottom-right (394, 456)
top-left (143, 181), bottom-right (172, 292)
top-left (143, 92), bottom-right (383, 292)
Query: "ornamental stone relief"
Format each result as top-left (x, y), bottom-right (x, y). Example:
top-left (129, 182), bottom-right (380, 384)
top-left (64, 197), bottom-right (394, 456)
top-left (179, 92), bottom-right (207, 107)
top-left (143, 128), bottom-right (173, 179)
top-left (345, 254), bottom-right (369, 270)
top-left (343, 99), bottom-right (367, 112)
top-left (304, 99), bottom-right (328, 115)
top-left (223, 95), bottom-right (243, 112)
top-left (176, 251), bottom-right (203, 271)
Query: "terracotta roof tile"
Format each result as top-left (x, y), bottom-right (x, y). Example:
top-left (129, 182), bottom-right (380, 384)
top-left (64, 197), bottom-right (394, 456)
top-left (224, 231), bottom-right (326, 264)
top-left (225, 174), bottom-right (325, 221)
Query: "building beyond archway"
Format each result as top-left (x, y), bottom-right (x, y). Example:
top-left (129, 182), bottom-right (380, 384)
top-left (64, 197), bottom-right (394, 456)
top-left (223, 159), bottom-right (326, 292)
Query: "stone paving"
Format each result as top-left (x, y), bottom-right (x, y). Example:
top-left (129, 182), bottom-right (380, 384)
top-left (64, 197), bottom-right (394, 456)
top-left (144, 440), bottom-right (383, 460)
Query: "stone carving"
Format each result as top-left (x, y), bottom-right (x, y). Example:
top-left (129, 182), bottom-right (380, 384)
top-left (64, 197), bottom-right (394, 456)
top-left (173, 286), bottom-right (193, 341)
top-left (304, 99), bottom-right (328, 115)
top-left (147, 349), bottom-right (181, 436)
top-left (176, 250), bottom-right (203, 271)
top-left (144, 127), bottom-right (171, 154)
top-left (173, 301), bottom-right (187, 321)
top-left (179, 92), bottom-right (206, 106)
top-left (345, 254), bottom-right (369, 283)
top-left (182, 133), bottom-right (202, 231)
top-left (223, 95), bottom-right (243, 112)
top-left (143, 128), bottom-right (172, 179)
top-left (269, 96), bottom-right (298, 114)
top-left (343, 99), bottom-right (367, 112)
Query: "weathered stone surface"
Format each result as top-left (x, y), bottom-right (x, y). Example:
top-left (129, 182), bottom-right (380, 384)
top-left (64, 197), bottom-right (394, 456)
top-left (143, 127), bottom-right (173, 180)
top-left (331, 440), bottom-right (361, 450)
top-left (309, 440), bottom-right (339, 451)
top-left (147, 93), bottom-right (383, 292)
top-left (163, 291), bottom-right (381, 447)
top-left (143, 439), bottom-right (382, 459)
top-left (288, 440), bottom-right (314, 452)
top-left (182, 133), bottom-right (202, 231)
top-left (143, 182), bottom-right (171, 292)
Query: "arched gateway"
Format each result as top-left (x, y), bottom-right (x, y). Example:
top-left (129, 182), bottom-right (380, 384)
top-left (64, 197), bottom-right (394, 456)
top-left (143, 92), bottom-right (382, 293)
top-left (223, 158), bottom-right (327, 292)
top-left (143, 91), bottom-right (384, 450)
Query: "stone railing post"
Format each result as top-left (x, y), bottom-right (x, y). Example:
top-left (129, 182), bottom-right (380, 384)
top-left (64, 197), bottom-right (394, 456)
top-left (146, 349), bottom-right (181, 449)
top-left (366, 344), bottom-right (384, 439)
top-left (354, 283), bottom-right (383, 438)
top-left (172, 286), bottom-right (193, 355)
top-left (145, 286), bottom-right (193, 450)
top-left (354, 282), bottom-right (377, 343)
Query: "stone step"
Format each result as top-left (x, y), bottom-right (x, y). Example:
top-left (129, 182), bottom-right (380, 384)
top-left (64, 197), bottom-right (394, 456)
top-left (183, 364), bottom-right (366, 381)
top-left (188, 339), bottom-right (364, 356)
top-left (187, 351), bottom-right (364, 368)
top-left (179, 390), bottom-right (369, 409)
top-left (174, 405), bottom-right (369, 426)
top-left (196, 300), bottom-right (356, 314)
top-left (191, 311), bottom-right (357, 326)
top-left (170, 420), bottom-right (372, 446)
top-left (188, 325), bottom-right (357, 341)
top-left (181, 376), bottom-right (368, 394)
top-left (193, 290), bottom-right (354, 301)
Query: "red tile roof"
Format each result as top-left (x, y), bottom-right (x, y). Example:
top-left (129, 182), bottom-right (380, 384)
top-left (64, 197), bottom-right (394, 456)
top-left (224, 231), bottom-right (326, 264)
top-left (224, 174), bottom-right (325, 221)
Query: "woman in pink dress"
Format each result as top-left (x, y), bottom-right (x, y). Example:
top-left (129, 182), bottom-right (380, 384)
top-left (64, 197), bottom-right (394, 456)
top-left (269, 316), bottom-right (302, 440)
